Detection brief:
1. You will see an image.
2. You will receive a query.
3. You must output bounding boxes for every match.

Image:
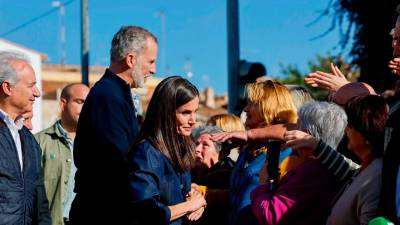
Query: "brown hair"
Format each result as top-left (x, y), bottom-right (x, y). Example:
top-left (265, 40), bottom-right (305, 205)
top-left (133, 76), bottom-right (199, 171)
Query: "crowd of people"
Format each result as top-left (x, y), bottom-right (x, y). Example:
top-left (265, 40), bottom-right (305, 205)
top-left (0, 3), bottom-right (400, 225)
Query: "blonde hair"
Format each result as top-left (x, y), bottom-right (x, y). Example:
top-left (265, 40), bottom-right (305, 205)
top-left (207, 114), bottom-right (245, 132)
top-left (246, 80), bottom-right (297, 126)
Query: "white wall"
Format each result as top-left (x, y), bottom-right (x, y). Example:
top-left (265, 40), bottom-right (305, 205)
top-left (0, 39), bottom-right (43, 133)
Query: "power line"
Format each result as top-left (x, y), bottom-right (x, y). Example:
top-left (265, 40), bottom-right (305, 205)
top-left (0, 0), bottom-right (76, 37)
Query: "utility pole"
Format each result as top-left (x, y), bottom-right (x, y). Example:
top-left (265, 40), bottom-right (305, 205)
top-left (184, 56), bottom-right (193, 79)
top-left (227, 0), bottom-right (240, 114)
top-left (52, 1), bottom-right (66, 66)
top-left (155, 10), bottom-right (167, 76)
top-left (81, 0), bottom-right (89, 85)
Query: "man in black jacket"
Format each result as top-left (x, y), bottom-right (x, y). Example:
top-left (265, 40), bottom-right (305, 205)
top-left (69, 26), bottom-right (158, 225)
top-left (0, 51), bottom-right (51, 225)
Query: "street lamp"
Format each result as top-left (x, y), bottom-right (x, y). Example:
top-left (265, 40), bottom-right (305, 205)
top-left (52, 1), bottom-right (66, 66)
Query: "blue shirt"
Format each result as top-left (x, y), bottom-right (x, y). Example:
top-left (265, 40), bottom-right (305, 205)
top-left (229, 146), bottom-right (292, 225)
top-left (55, 121), bottom-right (76, 219)
top-left (129, 140), bottom-right (191, 225)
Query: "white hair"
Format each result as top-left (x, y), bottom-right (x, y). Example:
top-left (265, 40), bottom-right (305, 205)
top-left (192, 126), bottom-right (224, 152)
top-left (0, 51), bottom-right (30, 85)
top-left (298, 101), bottom-right (347, 149)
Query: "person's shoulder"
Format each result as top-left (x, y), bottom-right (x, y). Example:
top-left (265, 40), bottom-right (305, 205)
top-left (363, 158), bottom-right (383, 176)
top-left (20, 127), bottom-right (42, 153)
top-left (130, 140), bottom-right (163, 168)
top-left (136, 140), bottom-right (162, 158)
top-left (291, 158), bottom-right (330, 178)
top-left (89, 77), bottom-right (129, 104)
top-left (134, 140), bottom-right (155, 151)
top-left (34, 123), bottom-right (57, 138)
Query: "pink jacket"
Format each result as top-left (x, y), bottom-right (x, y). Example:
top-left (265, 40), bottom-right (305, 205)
top-left (250, 158), bottom-right (340, 225)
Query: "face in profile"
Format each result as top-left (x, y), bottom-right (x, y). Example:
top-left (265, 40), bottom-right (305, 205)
top-left (194, 133), bottom-right (220, 169)
top-left (243, 102), bottom-right (263, 129)
top-left (345, 126), bottom-right (368, 156)
top-left (23, 111), bottom-right (33, 130)
top-left (61, 84), bottom-right (90, 126)
top-left (9, 61), bottom-right (40, 114)
top-left (131, 37), bottom-right (158, 88)
top-left (176, 96), bottom-right (199, 137)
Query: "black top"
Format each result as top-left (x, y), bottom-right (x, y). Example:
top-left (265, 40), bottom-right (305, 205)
top-left (71, 69), bottom-right (139, 224)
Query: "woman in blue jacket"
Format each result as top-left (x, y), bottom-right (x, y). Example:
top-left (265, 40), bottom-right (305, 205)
top-left (228, 80), bottom-right (298, 225)
top-left (128, 76), bottom-right (206, 225)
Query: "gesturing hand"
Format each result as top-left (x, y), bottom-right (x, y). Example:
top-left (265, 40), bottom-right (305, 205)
top-left (389, 58), bottom-right (400, 76)
top-left (304, 63), bottom-right (350, 92)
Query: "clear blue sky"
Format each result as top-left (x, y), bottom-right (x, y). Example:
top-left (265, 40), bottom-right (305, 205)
top-left (0, 0), bottom-right (346, 94)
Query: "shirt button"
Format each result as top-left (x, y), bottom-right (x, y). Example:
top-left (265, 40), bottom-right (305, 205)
top-left (66, 159), bottom-right (72, 162)
top-left (64, 180), bottom-right (68, 184)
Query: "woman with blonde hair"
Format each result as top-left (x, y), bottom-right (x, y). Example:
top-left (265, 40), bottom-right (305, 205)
top-left (207, 114), bottom-right (245, 161)
top-left (227, 80), bottom-right (297, 225)
top-left (207, 114), bottom-right (245, 133)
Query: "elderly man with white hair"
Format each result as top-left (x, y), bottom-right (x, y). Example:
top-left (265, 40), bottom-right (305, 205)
top-left (0, 51), bottom-right (51, 225)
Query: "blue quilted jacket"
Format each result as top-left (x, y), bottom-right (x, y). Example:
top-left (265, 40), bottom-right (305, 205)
top-left (0, 119), bottom-right (51, 225)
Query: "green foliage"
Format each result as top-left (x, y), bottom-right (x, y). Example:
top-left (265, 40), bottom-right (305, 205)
top-left (329, 0), bottom-right (398, 92)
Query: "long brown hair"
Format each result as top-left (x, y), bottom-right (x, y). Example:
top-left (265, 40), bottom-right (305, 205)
top-left (133, 76), bottom-right (199, 171)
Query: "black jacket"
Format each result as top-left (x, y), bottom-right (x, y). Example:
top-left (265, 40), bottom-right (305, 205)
top-left (378, 96), bottom-right (400, 224)
top-left (0, 119), bottom-right (51, 225)
top-left (70, 70), bottom-right (139, 224)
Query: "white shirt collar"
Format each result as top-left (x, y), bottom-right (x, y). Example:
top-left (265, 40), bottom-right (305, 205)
top-left (0, 108), bottom-right (24, 130)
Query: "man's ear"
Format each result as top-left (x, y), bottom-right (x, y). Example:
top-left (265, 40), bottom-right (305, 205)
top-left (125, 53), bottom-right (136, 68)
top-left (60, 98), bottom-right (67, 111)
top-left (1, 81), bottom-right (13, 96)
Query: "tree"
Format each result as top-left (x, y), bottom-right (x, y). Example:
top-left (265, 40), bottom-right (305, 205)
top-left (321, 0), bottom-right (399, 92)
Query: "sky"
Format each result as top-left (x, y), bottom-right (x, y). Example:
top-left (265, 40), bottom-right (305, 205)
top-left (0, 0), bottom-right (347, 94)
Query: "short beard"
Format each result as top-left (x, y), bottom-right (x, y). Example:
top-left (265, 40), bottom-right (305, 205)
top-left (131, 59), bottom-right (144, 88)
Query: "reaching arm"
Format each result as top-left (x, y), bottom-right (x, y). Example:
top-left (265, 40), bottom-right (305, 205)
top-left (313, 141), bottom-right (360, 181)
top-left (284, 130), bottom-right (359, 181)
top-left (211, 123), bottom-right (297, 144)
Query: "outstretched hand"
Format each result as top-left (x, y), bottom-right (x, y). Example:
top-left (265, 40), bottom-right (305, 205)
top-left (283, 130), bottom-right (318, 157)
top-left (210, 131), bottom-right (248, 146)
top-left (304, 63), bottom-right (350, 92)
